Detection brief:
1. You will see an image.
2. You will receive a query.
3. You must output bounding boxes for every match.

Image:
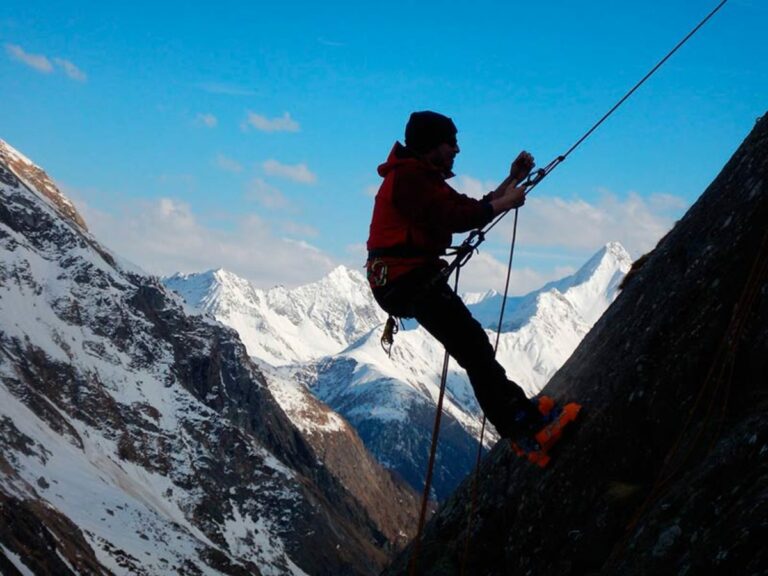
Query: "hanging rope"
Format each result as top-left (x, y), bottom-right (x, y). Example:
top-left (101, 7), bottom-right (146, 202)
top-left (406, 2), bottom-right (729, 573)
top-left (408, 268), bottom-right (462, 576)
top-left (439, 0), bottom-right (730, 284)
top-left (460, 208), bottom-right (521, 575)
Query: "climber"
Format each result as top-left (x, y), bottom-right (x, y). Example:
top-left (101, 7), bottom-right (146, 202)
top-left (365, 110), bottom-right (545, 441)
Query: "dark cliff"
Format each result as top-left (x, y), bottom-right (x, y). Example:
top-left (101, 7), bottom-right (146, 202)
top-left (384, 113), bottom-right (768, 575)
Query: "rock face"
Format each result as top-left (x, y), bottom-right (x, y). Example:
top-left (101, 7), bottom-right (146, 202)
top-left (382, 114), bottom-right (768, 575)
top-left (0, 139), bottom-right (418, 575)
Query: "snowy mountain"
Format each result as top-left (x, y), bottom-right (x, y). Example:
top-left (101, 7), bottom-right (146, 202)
top-left (0, 138), bottom-right (418, 576)
top-left (166, 238), bottom-right (630, 499)
top-left (164, 266), bottom-right (386, 366)
top-left (297, 244), bottom-right (631, 498)
top-left (469, 241), bottom-right (631, 394)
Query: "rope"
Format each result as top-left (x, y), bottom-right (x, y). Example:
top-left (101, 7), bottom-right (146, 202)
top-left (406, 3), bottom-right (729, 572)
top-left (460, 208), bottom-right (521, 575)
top-left (440, 0), bottom-right (730, 281)
top-left (408, 268), bottom-right (463, 576)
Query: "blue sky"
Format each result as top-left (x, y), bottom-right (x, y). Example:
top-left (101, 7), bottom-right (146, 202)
top-left (1, 0), bottom-right (765, 293)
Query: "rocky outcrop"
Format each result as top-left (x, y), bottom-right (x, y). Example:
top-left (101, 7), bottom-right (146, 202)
top-left (0, 139), bottom-right (88, 231)
top-left (383, 114), bottom-right (768, 575)
top-left (0, 492), bottom-right (112, 576)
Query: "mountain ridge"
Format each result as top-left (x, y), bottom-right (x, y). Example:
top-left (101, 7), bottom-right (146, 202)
top-left (0, 137), bottom-right (418, 575)
top-left (168, 241), bottom-right (631, 499)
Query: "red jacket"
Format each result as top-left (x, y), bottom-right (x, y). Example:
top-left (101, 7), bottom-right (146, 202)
top-left (366, 142), bottom-right (494, 285)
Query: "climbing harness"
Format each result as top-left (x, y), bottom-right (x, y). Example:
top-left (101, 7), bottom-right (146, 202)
top-left (367, 258), bottom-right (403, 356)
top-left (404, 2), bottom-right (731, 574)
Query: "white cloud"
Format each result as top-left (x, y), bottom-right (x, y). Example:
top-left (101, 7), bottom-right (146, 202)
top-left (215, 153), bottom-right (242, 173)
top-left (452, 174), bottom-right (497, 199)
top-left (445, 189), bottom-right (686, 295)
top-left (197, 113), bottom-right (218, 128)
top-left (507, 190), bottom-right (687, 258)
top-left (345, 242), bottom-right (367, 258)
top-left (75, 196), bottom-right (337, 289)
top-left (6, 44), bottom-right (87, 81)
top-left (6, 44), bottom-right (53, 73)
top-left (280, 220), bottom-right (319, 238)
top-left (455, 251), bottom-right (556, 295)
top-left (422, 187), bottom-right (687, 295)
top-left (246, 178), bottom-right (292, 210)
top-left (243, 111), bottom-right (300, 133)
top-left (53, 57), bottom-right (87, 81)
top-left (262, 159), bottom-right (317, 184)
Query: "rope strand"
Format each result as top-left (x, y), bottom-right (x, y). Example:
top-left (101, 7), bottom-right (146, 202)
top-left (441, 0), bottom-right (730, 280)
top-left (408, 269), bottom-right (462, 576)
top-left (460, 207), bottom-right (521, 575)
top-left (406, 3), bottom-right (729, 572)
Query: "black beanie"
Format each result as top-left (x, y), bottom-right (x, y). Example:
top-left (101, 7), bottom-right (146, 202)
top-left (404, 111), bottom-right (457, 153)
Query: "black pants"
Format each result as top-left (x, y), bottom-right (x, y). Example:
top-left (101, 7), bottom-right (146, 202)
top-left (372, 266), bottom-right (532, 438)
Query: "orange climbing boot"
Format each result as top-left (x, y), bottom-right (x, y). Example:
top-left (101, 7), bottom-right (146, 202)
top-left (510, 396), bottom-right (582, 468)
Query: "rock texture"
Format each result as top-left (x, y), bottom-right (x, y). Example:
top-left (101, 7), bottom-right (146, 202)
top-left (383, 114), bottom-right (768, 575)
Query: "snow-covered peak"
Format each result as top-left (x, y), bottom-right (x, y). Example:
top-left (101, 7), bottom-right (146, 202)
top-left (461, 288), bottom-right (499, 305)
top-left (326, 264), bottom-right (364, 285)
top-left (165, 269), bottom-right (217, 296)
top-left (540, 241), bottom-right (632, 325)
top-left (164, 265), bottom-right (387, 366)
top-left (469, 242), bottom-right (632, 330)
top-left (560, 241), bottom-right (631, 288)
top-left (0, 138), bottom-right (36, 166)
top-left (1, 140), bottom-right (417, 574)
